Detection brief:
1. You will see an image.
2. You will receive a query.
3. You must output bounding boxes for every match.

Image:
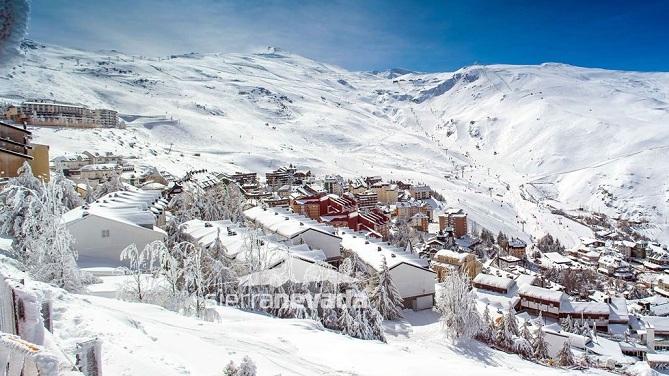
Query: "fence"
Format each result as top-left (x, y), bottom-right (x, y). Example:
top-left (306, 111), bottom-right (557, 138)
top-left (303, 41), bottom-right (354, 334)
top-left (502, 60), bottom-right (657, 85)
top-left (0, 333), bottom-right (59, 376)
top-left (0, 275), bottom-right (17, 336)
top-left (0, 274), bottom-right (45, 345)
top-left (0, 272), bottom-right (94, 375)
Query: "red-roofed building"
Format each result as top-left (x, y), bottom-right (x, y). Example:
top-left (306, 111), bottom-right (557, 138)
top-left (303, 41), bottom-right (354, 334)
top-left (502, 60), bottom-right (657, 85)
top-left (348, 208), bottom-right (390, 240)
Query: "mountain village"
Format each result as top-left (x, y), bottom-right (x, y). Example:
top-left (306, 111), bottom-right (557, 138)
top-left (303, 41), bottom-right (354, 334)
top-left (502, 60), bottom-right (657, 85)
top-left (2, 104), bottom-right (669, 375)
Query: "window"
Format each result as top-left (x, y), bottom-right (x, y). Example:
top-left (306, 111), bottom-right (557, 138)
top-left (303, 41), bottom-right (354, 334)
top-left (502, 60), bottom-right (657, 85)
top-left (102, 229), bottom-right (110, 238)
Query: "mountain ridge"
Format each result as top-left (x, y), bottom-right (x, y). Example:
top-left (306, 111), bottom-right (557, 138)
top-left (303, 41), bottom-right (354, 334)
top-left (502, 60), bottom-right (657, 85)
top-left (2, 41), bottom-right (667, 244)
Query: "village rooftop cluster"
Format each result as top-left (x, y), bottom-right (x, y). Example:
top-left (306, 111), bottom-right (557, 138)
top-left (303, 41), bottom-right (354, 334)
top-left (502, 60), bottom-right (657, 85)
top-left (2, 128), bottom-right (669, 374)
top-left (3, 139), bottom-right (669, 370)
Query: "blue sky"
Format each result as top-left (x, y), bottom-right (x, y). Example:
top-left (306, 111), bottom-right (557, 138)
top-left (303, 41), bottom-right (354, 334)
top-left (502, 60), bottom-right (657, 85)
top-left (28, 0), bottom-right (669, 72)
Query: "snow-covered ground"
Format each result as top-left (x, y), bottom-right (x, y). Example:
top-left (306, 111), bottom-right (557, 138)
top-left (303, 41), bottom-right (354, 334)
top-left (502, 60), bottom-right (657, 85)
top-left (50, 292), bottom-right (610, 376)
top-left (2, 41), bottom-right (668, 245)
top-left (2, 240), bottom-right (611, 376)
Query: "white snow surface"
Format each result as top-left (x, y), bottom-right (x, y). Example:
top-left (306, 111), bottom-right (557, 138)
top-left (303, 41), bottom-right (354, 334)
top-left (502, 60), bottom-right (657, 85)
top-left (2, 42), bottom-right (669, 244)
top-left (52, 294), bottom-right (609, 376)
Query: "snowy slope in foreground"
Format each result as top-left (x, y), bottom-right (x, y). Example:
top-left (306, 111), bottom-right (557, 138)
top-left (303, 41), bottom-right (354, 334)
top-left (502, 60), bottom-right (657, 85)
top-left (50, 293), bottom-right (605, 376)
top-left (1, 41), bottom-right (668, 243)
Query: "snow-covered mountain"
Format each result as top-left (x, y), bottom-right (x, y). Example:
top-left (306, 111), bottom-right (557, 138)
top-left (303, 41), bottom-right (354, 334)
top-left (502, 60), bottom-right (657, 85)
top-left (1, 41), bottom-right (668, 244)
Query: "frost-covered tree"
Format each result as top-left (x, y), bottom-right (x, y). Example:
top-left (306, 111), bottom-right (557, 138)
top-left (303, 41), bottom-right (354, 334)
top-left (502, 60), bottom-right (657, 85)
top-left (11, 172), bottom-right (82, 291)
top-left (221, 183), bottom-right (245, 223)
top-left (513, 337), bottom-right (533, 358)
top-left (532, 321), bottom-right (550, 360)
top-left (338, 306), bottom-right (356, 337)
top-left (389, 220), bottom-right (418, 249)
top-left (369, 256), bottom-right (403, 320)
top-left (520, 320), bottom-right (534, 345)
top-left (92, 170), bottom-right (128, 200)
top-left (557, 339), bottom-right (575, 367)
top-left (437, 271), bottom-right (481, 342)
top-left (476, 304), bottom-right (494, 343)
top-left (367, 306), bottom-right (386, 342)
top-left (504, 305), bottom-right (520, 337)
top-left (0, 162), bottom-right (44, 239)
top-left (181, 242), bottom-right (208, 317)
top-left (222, 356), bottom-right (256, 376)
top-left (239, 227), bottom-right (273, 273)
top-left (119, 241), bottom-right (166, 302)
top-left (237, 356), bottom-right (256, 376)
top-left (321, 306), bottom-right (339, 330)
top-left (494, 316), bottom-right (513, 350)
top-left (338, 252), bottom-right (369, 281)
top-left (159, 242), bottom-right (186, 310)
top-left (50, 171), bottom-right (83, 209)
top-left (561, 315), bottom-right (574, 333)
top-left (222, 361), bottom-right (238, 376)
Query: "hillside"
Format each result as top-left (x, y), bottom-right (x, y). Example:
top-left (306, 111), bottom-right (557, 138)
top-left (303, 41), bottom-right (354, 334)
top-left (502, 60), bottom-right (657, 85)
top-left (1, 41), bottom-right (667, 244)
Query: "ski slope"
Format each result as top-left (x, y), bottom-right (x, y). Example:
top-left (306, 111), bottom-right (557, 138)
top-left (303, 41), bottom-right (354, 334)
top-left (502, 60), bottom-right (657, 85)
top-left (1, 41), bottom-right (668, 244)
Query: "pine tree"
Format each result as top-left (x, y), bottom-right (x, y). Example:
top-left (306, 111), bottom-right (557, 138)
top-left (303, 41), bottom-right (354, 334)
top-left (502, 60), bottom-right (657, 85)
top-left (495, 317), bottom-right (513, 350)
top-left (561, 315), bottom-right (574, 333)
top-left (532, 321), bottom-right (550, 360)
top-left (504, 305), bottom-right (520, 337)
top-left (520, 320), bottom-right (533, 344)
top-left (222, 361), bottom-right (238, 376)
top-left (367, 307), bottom-right (386, 342)
top-left (557, 339), bottom-right (575, 367)
top-left (369, 256), bottom-right (403, 320)
top-left (237, 356), bottom-right (256, 376)
top-left (477, 305), bottom-right (494, 343)
top-left (513, 337), bottom-right (533, 358)
top-left (497, 231), bottom-right (508, 249)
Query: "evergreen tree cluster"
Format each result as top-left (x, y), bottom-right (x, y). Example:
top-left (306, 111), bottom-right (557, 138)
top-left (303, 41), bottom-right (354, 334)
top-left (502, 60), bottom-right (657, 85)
top-left (477, 308), bottom-right (556, 364)
top-left (560, 315), bottom-right (595, 339)
top-left (536, 233), bottom-right (565, 254)
top-left (222, 356), bottom-right (256, 376)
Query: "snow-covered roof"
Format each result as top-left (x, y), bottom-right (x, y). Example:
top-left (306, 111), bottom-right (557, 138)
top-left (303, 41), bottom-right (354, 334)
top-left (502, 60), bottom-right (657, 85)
top-left (62, 190), bottom-right (166, 231)
top-left (339, 231), bottom-right (430, 273)
top-left (543, 252), bottom-right (572, 264)
top-left (646, 353), bottom-right (669, 363)
top-left (239, 254), bottom-right (355, 287)
top-left (514, 274), bottom-right (537, 287)
top-left (52, 153), bottom-right (89, 162)
top-left (598, 254), bottom-right (629, 268)
top-left (434, 249), bottom-right (470, 262)
top-left (518, 284), bottom-right (566, 303)
top-left (181, 219), bottom-right (328, 264)
top-left (454, 234), bottom-right (479, 249)
top-left (472, 274), bottom-right (515, 291)
top-left (508, 238), bottom-right (527, 248)
top-left (561, 301), bottom-right (610, 316)
top-left (640, 316), bottom-right (669, 333)
top-left (244, 206), bottom-right (340, 240)
top-left (609, 297), bottom-right (629, 322)
top-left (80, 163), bottom-right (121, 171)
